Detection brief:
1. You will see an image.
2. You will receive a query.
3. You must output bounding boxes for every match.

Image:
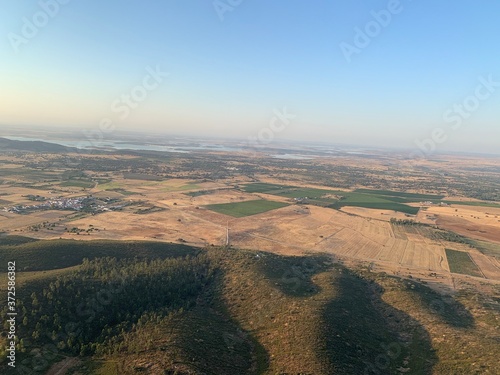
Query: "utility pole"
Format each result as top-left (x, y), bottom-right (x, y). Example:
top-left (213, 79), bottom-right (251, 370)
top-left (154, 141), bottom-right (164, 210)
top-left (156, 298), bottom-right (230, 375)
top-left (226, 220), bottom-right (229, 246)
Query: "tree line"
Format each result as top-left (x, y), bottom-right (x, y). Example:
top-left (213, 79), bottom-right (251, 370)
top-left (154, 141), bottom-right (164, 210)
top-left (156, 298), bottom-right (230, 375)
top-left (1, 254), bottom-right (217, 360)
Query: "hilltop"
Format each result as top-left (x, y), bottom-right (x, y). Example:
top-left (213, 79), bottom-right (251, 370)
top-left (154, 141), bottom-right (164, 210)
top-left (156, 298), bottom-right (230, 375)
top-left (0, 137), bottom-right (78, 153)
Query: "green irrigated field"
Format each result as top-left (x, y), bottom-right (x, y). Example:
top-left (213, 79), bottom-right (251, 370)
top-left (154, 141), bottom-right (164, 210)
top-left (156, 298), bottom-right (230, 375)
top-left (371, 195), bottom-right (426, 203)
top-left (355, 189), bottom-right (444, 200)
top-left (242, 183), bottom-right (294, 193)
top-left (443, 200), bottom-right (500, 208)
top-left (445, 249), bottom-right (483, 277)
top-left (205, 200), bottom-right (289, 217)
top-left (242, 183), bottom-right (421, 214)
top-left (269, 187), bottom-right (342, 199)
top-left (330, 192), bottom-right (421, 215)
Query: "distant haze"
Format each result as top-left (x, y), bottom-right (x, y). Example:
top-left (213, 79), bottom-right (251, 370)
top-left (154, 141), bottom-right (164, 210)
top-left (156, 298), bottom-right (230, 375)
top-left (1, 1), bottom-right (499, 154)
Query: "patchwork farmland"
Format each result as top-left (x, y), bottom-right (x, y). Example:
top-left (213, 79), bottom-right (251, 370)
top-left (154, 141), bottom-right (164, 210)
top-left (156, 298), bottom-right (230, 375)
top-left (242, 183), bottom-right (432, 215)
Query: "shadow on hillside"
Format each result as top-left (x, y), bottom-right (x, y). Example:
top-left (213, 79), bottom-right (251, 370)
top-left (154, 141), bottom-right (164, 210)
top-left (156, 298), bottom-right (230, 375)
top-left (257, 253), bottom-right (333, 297)
top-left (398, 278), bottom-right (475, 329)
top-left (321, 267), bottom-right (438, 375)
top-left (172, 266), bottom-right (270, 375)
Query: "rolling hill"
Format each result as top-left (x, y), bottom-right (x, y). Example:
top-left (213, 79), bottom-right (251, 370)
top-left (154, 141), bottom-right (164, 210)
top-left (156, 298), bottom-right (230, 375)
top-left (0, 238), bottom-right (498, 374)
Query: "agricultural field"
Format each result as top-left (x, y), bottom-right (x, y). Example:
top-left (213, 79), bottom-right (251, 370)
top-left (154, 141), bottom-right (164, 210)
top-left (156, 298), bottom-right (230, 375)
top-left (355, 189), bottom-right (445, 201)
top-left (158, 182), bottom-right (201, 192)
top-left (473, 240), bottom-right (500, 258)
top-left (97, 188), bottom-right (136, 196)
top-left (443, 200), bottom-right (500, 208)
top-left (205, 199), bottom-right (289, 218)
top-left (243, 183), bottom-right (423, 215)
top-left (241, 182), bottom-right (293, 193)
top-left (329, 192), bottom-right (421, 215)
top-left (265, 187), bottom-right (341, 199)
top-left (185, 189), bottom-right (220, 197)
top-left (425, 204), bottom-right (500, 244)
top-left (340, 206), bottom-right (413, 221)
top-left (96, 181), bottom-right (124, 190)
top-left (389, 223), bottom-right (500, 280)
top-left (445, 249), bottom-right (484, 278)
top-left (59, 179), bottom-right (95, 188)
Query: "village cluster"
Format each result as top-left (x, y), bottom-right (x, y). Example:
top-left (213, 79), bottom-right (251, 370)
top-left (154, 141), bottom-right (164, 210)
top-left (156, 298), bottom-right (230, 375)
top-left (2, 195), bottom-right (121, 215)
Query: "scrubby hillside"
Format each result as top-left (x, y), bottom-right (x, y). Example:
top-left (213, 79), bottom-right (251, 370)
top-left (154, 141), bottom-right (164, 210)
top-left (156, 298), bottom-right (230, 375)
top-left (0, 238), bottom-right (498, 374)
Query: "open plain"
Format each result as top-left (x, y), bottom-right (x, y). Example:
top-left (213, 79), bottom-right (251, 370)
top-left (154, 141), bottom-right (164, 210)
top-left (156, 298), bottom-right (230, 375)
top-left (1, 146), bottom-right (500, 287)
top-left (1, 140), bottom-right (500, 374)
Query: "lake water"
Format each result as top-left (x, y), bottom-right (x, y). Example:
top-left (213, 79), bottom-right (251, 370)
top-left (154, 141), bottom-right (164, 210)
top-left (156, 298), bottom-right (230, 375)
top-left (272, 154), bottom-right (315, 160)
top-left (3, 136), bottom-right (242, 153)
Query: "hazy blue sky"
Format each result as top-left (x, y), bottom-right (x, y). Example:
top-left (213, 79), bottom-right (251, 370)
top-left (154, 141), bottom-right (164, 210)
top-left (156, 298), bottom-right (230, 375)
top-left (1, 1), bottom-right (499, 153)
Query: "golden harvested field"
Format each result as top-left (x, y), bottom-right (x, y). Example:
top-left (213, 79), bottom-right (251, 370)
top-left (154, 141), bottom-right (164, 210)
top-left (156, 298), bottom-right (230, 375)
top-left (427, 205), bottom-right (500, 243)
top-left (162, 190), bottom-right (255, 206)
top-left (468, 250), bottom-right (498, 279)
top-left (340, 206), bottom-right (412, 221)
top-left (0, 210), bottom-right (72, 231)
